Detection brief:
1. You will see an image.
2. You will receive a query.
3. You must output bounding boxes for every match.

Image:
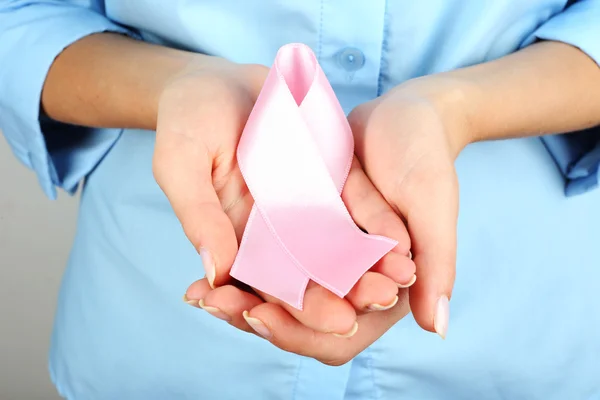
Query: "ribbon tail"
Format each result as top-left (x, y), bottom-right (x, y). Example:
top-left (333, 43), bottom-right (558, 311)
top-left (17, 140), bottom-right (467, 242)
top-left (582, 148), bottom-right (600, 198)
top-left (230, 207), bottom-right (310, 309)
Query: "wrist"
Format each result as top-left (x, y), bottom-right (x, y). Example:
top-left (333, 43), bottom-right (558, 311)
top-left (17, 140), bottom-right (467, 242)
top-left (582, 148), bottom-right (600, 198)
top-left (154, 55), bottom-right (266, 131)
top-left (146, 52), bottom-right (216, 130)
top-left (395, 75), bottom-right (480, 158)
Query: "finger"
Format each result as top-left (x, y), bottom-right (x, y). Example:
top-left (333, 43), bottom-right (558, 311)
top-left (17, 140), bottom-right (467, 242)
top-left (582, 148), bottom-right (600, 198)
top-left (342, 160), bottom-right (416, 290)
top-left (245, 288), bottom-right (410, 366)
top-left (345, 271), bottom-right (399, 313)
top-left (243, 302), bottom-right (346, 363)
top-left (343, 159), bottom-right (412, 256)
top-left (403, 167), bottom-right (458, 338)
top-left (184, 278), bottom-right (265, 333)
top-left (371, 252), bottom-right (417, 289)
top-left (185, 276), bottom-right (256, 300)
top-left (154, 124), bottom-right (238, 289)
top-left (254, 282), bottom-right (358, 336)
top-left (184, 278), bottom-right (213, 306)
top-left (201, 284), bottom-right (264, 332)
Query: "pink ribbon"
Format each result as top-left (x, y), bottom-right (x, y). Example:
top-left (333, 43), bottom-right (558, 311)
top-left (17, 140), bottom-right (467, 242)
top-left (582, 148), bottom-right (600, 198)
top-left (229, 43), bottom-right (397, 310)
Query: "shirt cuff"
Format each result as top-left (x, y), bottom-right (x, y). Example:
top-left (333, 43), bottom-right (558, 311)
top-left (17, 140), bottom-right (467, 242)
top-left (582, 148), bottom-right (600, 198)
top-left (542, 130), bottom-right (600, 196)
top-left (0, 6), bottom-right (137, 199)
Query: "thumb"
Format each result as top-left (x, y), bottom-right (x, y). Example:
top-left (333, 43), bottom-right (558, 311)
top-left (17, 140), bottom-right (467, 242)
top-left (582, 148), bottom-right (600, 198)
top-left (153, 131), bottom-right (238, 289)
top-left (401, 167), bottom-right (458, 339)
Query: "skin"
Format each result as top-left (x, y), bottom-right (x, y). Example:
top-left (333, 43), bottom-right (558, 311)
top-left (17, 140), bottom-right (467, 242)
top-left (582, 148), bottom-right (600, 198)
top-left (42, 33), bottom-right (600, 365)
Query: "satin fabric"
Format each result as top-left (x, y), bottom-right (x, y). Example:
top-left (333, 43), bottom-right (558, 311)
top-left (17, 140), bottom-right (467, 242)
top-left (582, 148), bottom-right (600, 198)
top-left (231, 44), bottom-right (396, 308)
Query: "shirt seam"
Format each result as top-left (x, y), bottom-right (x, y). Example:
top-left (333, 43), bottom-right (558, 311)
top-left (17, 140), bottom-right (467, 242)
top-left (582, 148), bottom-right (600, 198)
top-left (291, 356), bottom-right (304, 400)
top-left (377, 0), bottom-right (390, 97)
top-left (317, 0), bottom-right (324, 61)
top-left (367, 347), bottom-right (382, 400)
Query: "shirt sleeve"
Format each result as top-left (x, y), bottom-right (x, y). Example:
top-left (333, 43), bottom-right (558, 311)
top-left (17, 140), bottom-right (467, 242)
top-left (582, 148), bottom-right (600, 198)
top-left (0, 1), bottom-right (138, 199)
top-left (521, 0), bottom-right (600, 196)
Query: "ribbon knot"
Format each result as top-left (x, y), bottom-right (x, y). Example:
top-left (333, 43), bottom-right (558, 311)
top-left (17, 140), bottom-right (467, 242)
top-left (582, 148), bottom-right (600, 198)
top-left (230, 43), bottom-right (397, 309)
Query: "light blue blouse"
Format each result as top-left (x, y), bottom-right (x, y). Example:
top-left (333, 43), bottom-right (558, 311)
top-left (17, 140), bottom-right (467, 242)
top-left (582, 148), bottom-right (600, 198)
top-left (1, 1), bottom-right (599, 399)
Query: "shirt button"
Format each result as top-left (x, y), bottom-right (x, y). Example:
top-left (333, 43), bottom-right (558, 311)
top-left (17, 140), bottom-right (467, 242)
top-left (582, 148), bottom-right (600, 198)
top-left (336, 47), bottom-right (365, 72)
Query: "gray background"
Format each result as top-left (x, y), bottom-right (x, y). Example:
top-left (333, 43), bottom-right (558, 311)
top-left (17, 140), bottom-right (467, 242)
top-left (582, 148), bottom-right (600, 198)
top-left (0, 133), bottom-right (69, 400)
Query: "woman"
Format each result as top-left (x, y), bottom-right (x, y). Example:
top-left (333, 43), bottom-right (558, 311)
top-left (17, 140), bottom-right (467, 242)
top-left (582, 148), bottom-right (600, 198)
top-left (1, 1), bottom-right (599, 399)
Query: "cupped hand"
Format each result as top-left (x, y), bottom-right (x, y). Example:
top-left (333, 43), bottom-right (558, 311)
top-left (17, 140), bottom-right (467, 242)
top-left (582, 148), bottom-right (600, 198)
top-left (187, 276), bottom-right (411, 366)
top-left (152, 56), bottom-right (416, 336)
top-left (348, 77), bottom-right (474, 338)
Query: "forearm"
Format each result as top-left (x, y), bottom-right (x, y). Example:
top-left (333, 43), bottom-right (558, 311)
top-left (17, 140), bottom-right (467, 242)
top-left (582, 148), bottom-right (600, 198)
top-left (461, 41), bottom-right (600, 140)
top-left (408, 41), bottom-right (600, 149)
top-left (42, 33), bottom-right (202, 130)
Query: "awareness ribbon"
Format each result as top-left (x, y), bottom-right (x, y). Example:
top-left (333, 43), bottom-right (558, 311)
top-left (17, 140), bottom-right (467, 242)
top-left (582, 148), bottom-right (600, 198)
top-left (229, 43), bottom-right (397, 310)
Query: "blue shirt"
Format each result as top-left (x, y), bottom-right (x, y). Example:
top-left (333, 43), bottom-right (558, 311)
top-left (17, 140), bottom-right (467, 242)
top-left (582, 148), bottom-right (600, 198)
top-left (1, 1), bottom-right (600, 399)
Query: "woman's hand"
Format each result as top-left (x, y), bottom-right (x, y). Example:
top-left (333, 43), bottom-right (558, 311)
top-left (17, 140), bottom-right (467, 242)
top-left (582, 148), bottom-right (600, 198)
top-left (187, 276), bottom-right (411, 366)
top-left (346, 78), bottom-right (473, 338)
top-left (154, 56), bottom-right (416, 336)
top-left (346, 41), bottom-right (600, 339)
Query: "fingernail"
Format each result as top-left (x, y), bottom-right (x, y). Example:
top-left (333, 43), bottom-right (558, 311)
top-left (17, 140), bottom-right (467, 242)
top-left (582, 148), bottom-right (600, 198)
top-left (333, 321), bottom-right (359, 338)
top-left (242, 311), bottom-right (272, 339)
top-left (408, 250), bottom-right (413, 260)
top-left (182, 294), bottom-right (200, 308)
top-left (434, 295), bottom-right (450, 339)
top-left (367, 295), bottom-right (399, 311)
top-left (397, 274), bottom-right (417, 288)
top-left (199, 247), bottom-right (215, 289)
top-left (199, 299), bottom-right (232, 322)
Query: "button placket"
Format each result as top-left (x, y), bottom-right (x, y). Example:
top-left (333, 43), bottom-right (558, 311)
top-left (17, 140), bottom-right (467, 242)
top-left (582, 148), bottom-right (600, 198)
top-left (317, 1), bottom-right (387, 111)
